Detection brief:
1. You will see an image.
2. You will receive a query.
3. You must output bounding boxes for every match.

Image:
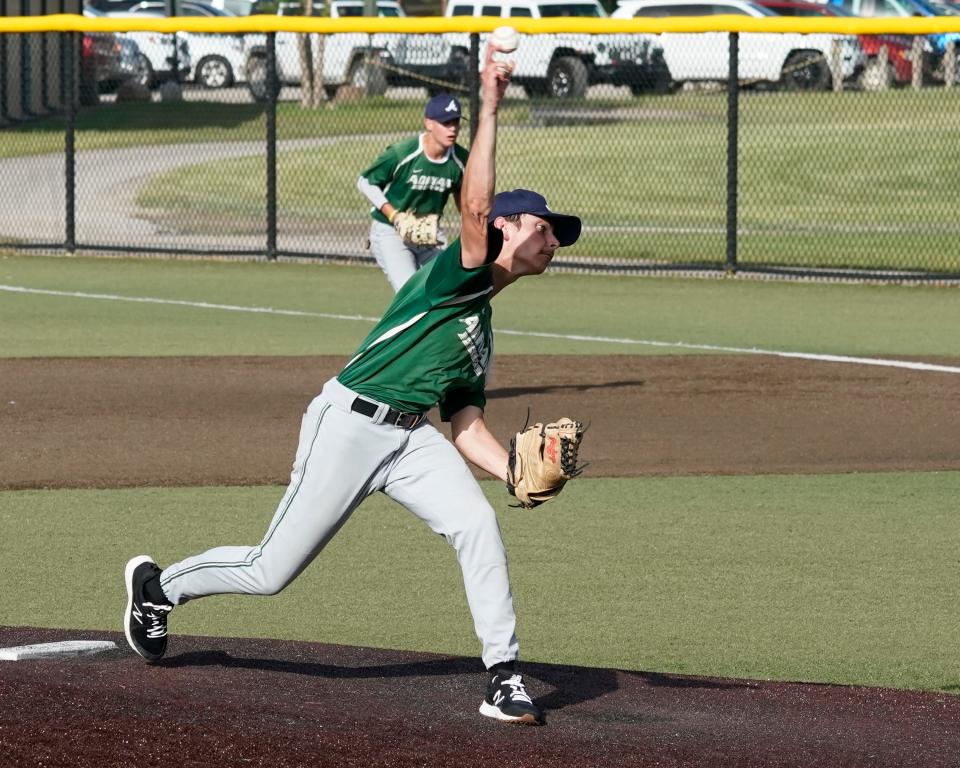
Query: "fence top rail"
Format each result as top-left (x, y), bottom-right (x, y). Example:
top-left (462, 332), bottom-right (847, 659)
top-left (2, 13), bottom-right (960, 36)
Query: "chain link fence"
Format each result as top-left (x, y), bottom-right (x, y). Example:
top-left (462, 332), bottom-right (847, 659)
top-left (1, 15), bottom-right (959, 279)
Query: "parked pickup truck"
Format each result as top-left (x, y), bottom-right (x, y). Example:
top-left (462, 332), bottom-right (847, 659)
top-left (245, 0), bottom-right (404, 101)
top-left (387, 0), bottom-right (669, 98)
top-left (612, 0), bottom-right (867, 91)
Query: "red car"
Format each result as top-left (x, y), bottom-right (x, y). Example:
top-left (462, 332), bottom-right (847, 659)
top-left (752, 0), bottom-right (915, 85)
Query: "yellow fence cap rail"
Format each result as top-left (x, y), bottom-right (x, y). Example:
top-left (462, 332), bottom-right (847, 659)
top-left (2, 12), bottom-right (960, 35)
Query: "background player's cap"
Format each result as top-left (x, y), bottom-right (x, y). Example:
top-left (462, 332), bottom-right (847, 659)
top-left (424, 93), bottom-right (462, 122)
top-left (488, 189), bottom-right (581, 247)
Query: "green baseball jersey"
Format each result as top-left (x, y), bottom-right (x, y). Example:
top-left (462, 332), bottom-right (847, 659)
top-left (361, 134), bottom-right (469, 225)
top-left (337, 240), bottom-right (493, 421)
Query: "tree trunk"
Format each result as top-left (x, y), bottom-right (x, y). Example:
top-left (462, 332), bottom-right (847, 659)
top-left (298, 0), bottom-right (328, 109)
top-left (297, 33), bottom-right (315, 108)
top-left (312, 33), bottom-right (327, 106)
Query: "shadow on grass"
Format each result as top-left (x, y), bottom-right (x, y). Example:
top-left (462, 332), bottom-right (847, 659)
top-left (12, 101), bottom-right (267, 135)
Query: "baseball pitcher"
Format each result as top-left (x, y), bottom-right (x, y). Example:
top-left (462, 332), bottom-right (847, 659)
top-left (124, 43), bottom-right (584, 726)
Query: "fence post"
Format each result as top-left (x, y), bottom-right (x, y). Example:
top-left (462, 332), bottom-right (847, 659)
top-left (944, 41), bottom-right (956, 89)
top-left (0, 34), bottom-right (7, 124)
top-left (468, 32), bottom-right (479, 145)
top-left (725, 32), bottom-right (739, 275)
top-left (40, 25), bottom-right (48, 111)
top-left (64, 31), bottom-right (76, 253)
top-left (266, 31), bottom-right (277, 261)
top-left (20, 0), bottom-right (33, 118)
top-left (58, 0), bottom-right (65, 108)
top-left (911, 36), bottom-right (923, 90)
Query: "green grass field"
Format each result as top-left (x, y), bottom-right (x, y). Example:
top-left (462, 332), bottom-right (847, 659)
top-left (3, 253), bottom-right (960, 357)
top-left (1, 252), bottom-right (959, 692)
top-left (2, 472), bottom-right (958, 691)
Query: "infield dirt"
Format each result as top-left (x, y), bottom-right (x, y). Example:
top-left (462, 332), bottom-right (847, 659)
top-left (3, 354), bottom-right (960, 489)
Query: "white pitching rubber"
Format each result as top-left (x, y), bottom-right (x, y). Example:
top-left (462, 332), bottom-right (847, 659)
top-left (0, 640), bottom-right (117, 661)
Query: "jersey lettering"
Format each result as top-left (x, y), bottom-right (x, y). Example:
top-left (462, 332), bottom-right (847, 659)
top-left (458, 314), bottom-right (491, 378)
top-left (408, 172), bottom-right (454, 193)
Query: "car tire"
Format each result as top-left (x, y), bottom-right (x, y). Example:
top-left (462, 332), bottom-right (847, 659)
top-left (629, 51), bottom-right (674, 95)
top-left (197, 55), bottom-right (234, 89)
top-left (246, 55), bottom-right (279, 103)
top-left (428, 52), bottom-right (467, 96)
top-left (859, 56), bottom-right (895, 91)
top-left (79, 71), bottom-right (100, 106)
top-left (348, 55), bottom-right (388, 96)
top-left (134, 53), bottom-right (155, 89)
top-left (522, 81), bottom-right (548, 98)
top-left (547, 56), bottom-right (588, 99)
top-left (781, 51), bottom-right (831, 92)
top-left (444, 48), bottom-right (469, 90)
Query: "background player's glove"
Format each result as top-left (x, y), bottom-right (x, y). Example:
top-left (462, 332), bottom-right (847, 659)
top-left (392, 211), bottom-right (439, 246)
top-left (506, 418), bottom-right (586, 508)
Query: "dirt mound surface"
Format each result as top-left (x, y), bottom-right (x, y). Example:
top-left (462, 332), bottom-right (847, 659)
top-left (1, 626), bottom-right (958, 768)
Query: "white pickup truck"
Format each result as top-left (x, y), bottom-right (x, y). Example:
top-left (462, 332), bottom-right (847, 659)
top-left (611, 0), bottom-right (866, 90)
top-left (385, 0), bottom-right (668, 98)
top-left (245, 0), bottom-right (404, 101)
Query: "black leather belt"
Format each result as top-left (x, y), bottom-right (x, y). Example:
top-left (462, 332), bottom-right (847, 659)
top-left (350, 396), bottom-right (425, 430)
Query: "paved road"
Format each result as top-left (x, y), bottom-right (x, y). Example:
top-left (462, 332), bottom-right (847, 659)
top-left (0, 135), bottom-right (387, 255)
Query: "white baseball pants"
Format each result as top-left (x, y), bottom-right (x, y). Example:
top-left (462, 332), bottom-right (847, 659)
top-left (159, 377), bottom-right (520, 669)
top-left (369, 220), bottom-right (446, 292)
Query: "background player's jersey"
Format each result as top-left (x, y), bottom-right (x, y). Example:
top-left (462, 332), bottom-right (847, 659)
top-left (338, 240), bottom-right (493, 421)
top-left (360, 134), bottom-right (469, 226)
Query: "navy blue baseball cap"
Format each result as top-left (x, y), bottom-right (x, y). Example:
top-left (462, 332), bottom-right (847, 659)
top-left (424, 93), bottom-right (462, 122)
top-left (488, 189), bottom-right (582, 247)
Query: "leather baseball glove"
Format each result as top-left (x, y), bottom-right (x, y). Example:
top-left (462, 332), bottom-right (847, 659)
top-left (392, 211), bottom-right (439, 246)
top-left (506, 417), bottom-right (586, 509)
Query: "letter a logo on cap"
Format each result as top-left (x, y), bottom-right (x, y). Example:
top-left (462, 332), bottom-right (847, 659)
top-left (445, 99), bottom-right (458, 113)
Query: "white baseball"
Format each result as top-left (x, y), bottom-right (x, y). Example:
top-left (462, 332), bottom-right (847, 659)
top-left (490, 25), bottom-right (520, 54)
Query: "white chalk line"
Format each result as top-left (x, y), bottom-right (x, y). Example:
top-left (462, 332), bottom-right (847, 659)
top-left (3, 284), bottom-right (959, 375)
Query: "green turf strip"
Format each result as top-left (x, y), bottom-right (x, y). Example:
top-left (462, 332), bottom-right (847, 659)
top-left (2, 472), bottom-right (958, 693)
top-left (3, 253), bottom-right (960, 358)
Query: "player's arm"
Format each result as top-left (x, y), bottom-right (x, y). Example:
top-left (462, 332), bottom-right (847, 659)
top-left (357, 175), bottom-right (400, 223)
top-left (460, 44), bottom-right (512, 270)
top-left (450, 405), bottom-right (509, 482)
top-left (357, 147), bottom-right (401, 223)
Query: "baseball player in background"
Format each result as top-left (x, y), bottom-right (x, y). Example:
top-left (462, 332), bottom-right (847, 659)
top-left (357, 92), bottom-right (470, 292)
top-left (123, 43), bottom-right (581, 726)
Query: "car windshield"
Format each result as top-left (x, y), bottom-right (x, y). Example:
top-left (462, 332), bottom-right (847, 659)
top-left (337, 4), bottom-right (403, 15)
top-left (128, 1), bottom-right (234, 12)
top-left (251, 0), bottom-right (323, 13)
top-left (184, 4), bottom-right (235, 14)
top-left (539, 3), bottom-right (605, 16)
top-left (821, 4), bottom-right (856, 15)
top-left (923, 0), bottom-right (960, 13)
